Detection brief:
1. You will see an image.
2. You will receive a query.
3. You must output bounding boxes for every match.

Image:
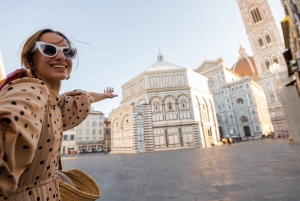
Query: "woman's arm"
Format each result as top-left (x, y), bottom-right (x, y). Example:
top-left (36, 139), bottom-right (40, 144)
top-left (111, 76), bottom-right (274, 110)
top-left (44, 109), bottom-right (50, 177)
top-left (89, 87), bottom-right (118, 103)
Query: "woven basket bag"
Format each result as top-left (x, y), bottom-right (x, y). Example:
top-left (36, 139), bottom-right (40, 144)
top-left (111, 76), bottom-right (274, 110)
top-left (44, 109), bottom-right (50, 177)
top-left (58, 158), bottom-right (101, 201)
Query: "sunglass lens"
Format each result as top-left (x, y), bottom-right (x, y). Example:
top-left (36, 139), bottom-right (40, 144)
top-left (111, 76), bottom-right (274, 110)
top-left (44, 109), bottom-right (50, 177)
top-left (63, 48), bottom-right (76, 59)
top-left (42, 44), bottom-right (57, 56)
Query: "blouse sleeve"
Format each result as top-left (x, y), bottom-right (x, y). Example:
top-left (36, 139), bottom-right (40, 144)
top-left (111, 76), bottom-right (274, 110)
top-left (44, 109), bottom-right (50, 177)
top-left (0, 78), bottom-right (49, 195)
top-left (60, 90), bottom-right (91, 131)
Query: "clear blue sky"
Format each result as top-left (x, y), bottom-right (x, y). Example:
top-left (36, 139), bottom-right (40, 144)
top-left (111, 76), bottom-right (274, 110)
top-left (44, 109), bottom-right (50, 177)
top-left (0, 0), bottom-right (285, 116)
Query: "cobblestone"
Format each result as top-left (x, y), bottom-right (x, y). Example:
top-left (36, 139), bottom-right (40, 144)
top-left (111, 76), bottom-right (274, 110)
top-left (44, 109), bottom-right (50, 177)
top-left (61, 139), bottom-right (300, 201)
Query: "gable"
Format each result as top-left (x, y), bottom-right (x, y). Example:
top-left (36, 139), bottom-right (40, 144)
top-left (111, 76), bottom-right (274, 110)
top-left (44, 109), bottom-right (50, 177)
top-left (195, 61), bottom-right (219, 73)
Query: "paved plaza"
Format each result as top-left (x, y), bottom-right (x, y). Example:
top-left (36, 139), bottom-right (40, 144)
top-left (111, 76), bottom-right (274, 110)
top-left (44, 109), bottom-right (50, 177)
top-left (61, 140), bottom-right (300, 201)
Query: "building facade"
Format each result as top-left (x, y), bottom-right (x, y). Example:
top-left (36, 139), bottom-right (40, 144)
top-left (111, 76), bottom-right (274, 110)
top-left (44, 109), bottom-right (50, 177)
top-left (61, 110), bottom-right (105, 155)
top-left (236, 0), bottom-right (289, 137)
top-left (110, 54), bottom-right (219, 154)
top-left (279, 0), bottom-right (300, 142)
top-left (195, 57), bottom-right (273, 139)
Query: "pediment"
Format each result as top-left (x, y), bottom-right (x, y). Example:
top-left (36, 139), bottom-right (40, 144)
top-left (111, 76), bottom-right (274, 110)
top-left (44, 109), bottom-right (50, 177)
top-left (195, 61), bottom-right (218, 73)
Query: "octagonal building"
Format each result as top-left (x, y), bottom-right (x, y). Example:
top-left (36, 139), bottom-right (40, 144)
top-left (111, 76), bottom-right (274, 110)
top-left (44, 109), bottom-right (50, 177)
top-left (110, 53), bottom-right (219, 154)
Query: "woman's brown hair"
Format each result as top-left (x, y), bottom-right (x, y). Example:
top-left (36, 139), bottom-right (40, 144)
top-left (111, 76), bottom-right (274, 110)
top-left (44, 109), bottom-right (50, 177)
top-left (21, 29), bottom-right (72, 73)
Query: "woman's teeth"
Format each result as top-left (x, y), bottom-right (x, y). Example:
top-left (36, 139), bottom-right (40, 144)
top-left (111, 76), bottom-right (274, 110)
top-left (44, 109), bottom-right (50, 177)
top-left (52, 65), bottom-right (66, 68)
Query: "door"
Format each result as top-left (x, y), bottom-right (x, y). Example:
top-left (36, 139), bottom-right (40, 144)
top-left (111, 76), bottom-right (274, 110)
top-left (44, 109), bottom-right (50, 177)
top-left (203, 128), bottom-right (212, 147)
top-left (244, 126), bottom-right (251, 137)
top-left (218, 127), bottom-right (223, 139)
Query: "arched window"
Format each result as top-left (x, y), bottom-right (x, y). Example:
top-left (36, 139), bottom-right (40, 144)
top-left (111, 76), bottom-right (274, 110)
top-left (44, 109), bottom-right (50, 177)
top-left (270, 94), bottom-right (275, 102)
top-left (265, 59), bottom-right (270, 69)
top-left (258, 38), bottom-right (264, 46)
top-left (265, 34), bottom-right (271, 43)
top-left (168, 102), bottom-right (172, 110)
top-left (251, 7), bottom-right (262, 23)
top-left (181, 100), bottom-right (187, 109)
top-left (273, 56), bottom-right (278, 64)
top-left (154, 102), bottom-right (160, 111)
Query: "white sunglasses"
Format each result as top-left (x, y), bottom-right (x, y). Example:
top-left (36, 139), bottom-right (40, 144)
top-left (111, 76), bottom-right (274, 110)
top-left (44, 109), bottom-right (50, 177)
top-left (32, 41), bottom-right (77, 60)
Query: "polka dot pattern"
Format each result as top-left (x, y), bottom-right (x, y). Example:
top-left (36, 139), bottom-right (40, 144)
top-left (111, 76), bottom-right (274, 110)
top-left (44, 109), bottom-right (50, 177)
top-left (0, 78), bottom-right (90, 200)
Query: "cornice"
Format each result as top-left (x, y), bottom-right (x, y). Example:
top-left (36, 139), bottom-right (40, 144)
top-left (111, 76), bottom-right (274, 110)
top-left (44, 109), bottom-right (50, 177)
top-left (121, 86), bottom-right (191, 104)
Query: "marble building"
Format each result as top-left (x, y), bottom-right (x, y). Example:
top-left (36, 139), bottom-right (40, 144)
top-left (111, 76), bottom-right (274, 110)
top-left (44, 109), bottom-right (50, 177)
top-left (236, 0), bottom-right (289, 137)
top-left (110, 53), bottom-right (219, 154)
top-left (195, 53), bottom-right (273, 139)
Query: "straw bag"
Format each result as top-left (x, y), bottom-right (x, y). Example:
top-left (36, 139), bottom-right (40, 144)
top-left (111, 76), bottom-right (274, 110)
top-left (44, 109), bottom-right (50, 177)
top-left (57, 158), bottom-right (101, 201)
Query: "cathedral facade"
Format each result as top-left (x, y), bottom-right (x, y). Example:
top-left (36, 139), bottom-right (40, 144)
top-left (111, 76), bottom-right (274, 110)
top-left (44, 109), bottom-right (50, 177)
top-left (110, 54), bottom-right (219, 154)
top-left (235, 0), bottom-right (289, 137)
top-left (195, 55), bottom-right (273, 139)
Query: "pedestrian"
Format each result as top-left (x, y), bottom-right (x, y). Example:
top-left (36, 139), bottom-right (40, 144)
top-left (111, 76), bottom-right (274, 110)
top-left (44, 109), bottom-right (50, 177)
top-left (0, 29), bottom-right (118, 200)
top-left (227, 135), bottom-right (231, 146)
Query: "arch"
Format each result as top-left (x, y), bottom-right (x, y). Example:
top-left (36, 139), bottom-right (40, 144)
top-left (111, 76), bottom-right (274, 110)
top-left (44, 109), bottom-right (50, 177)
top-left (240, 116), bottom-right (249, 123)
top-left (264, 32), bottom-right (272, 43)
top-left (272, 55), bottom-right (278, 64)
top-left (136, 113), bottom-right (144, 120)
top-left (150, 96), bottom-right (163, 112)
top-left (138, 99), bottom-right (146, 105)
top-left (177, 94), bottom-right (191, 101)
top-left (122, 115), bottom-right (132, 126)
top-left (163, 95), bottom-right (177, 111)
top-left (249, 5), bottom-right (262, 24)
top-left (149, 96), bottom-right (162, 104)
top-left (112, 118), bottom-right (121, 127)
top-left (162, 95), bottom-right (176, 103)
top-left (257, 35), bottom-right (264, 47)
top-left (264, 59), bottom-right (271, 70)
top-left (177, 94), bottom-right (190, 110)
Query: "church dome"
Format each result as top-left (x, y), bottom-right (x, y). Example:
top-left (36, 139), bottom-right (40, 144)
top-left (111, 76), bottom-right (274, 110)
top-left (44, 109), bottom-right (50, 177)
top-left (231, 44), bottom-right (258, 78)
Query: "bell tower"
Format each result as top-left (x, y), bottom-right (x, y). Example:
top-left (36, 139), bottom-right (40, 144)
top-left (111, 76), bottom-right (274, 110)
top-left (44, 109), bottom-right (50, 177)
top-left (236, 0), bottom-right (289, 135)
top-left (236, 0), bottom-right (286, 77)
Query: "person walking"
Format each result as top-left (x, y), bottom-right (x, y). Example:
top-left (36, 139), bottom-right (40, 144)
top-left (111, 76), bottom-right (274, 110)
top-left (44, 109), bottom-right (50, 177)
top-left (0, 29), bottom-right (118, 200)
top-left (227, 135), bottom-right (231, 146)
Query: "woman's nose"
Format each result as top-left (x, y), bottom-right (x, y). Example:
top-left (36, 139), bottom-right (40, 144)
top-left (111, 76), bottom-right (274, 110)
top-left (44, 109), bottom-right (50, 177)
top-left (55, 50), bottom-right (65, 60)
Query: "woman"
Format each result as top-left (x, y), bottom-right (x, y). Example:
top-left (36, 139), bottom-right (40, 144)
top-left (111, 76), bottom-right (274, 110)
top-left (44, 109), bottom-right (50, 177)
top-left (0, 29), bottom-right (117, 200)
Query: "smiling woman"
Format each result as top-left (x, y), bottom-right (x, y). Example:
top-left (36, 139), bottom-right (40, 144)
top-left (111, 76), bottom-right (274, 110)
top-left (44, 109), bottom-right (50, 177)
top-left (0, 29), bottom-right (117, 200)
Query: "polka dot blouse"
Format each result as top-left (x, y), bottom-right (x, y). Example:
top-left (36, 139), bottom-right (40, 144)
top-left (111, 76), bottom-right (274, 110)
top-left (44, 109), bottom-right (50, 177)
top-left (0, 77), bottom-right (90, 200)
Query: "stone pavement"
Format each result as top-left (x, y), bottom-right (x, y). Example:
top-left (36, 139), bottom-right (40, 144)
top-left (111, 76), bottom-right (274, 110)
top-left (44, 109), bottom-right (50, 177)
top-left (61, 139), bottom-right (300, 201)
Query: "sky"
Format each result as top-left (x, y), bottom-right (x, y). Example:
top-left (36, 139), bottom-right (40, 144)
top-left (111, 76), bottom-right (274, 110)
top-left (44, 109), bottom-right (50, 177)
top-left (0, 0), bottom-right (285, 116)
